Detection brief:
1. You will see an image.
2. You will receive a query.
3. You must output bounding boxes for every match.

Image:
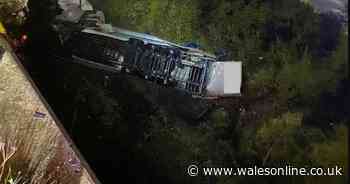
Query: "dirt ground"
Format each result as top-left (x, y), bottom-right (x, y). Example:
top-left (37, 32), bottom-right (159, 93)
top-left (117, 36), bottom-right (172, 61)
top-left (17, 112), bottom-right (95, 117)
top-left (0, 35), bottom-right (99, 184)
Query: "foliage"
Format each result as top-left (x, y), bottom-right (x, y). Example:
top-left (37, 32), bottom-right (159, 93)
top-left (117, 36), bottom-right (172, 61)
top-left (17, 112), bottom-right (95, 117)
top-left (309, 125), bottom-right (348, 184)
top-left (255, 112), bottom-right (305, 166)
top-left (17, 0), bottom-right (349, 183)
top-left (249, 30), bottom-right (348, 108)
top-left (103, 0), bottom-right (199, 43)
top-left (77, 0), bottom-right (349, 183)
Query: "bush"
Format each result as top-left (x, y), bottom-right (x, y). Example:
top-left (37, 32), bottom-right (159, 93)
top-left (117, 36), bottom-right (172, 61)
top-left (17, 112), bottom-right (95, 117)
top-left (309, 125), bottom-right (348, 184)
top-left (255, 112), bottom-right (305, 166)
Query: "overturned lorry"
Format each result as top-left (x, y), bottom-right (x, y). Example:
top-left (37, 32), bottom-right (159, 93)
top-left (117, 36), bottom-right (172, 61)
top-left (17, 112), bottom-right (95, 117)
top-left (53, 9), bottom-right (242, 99)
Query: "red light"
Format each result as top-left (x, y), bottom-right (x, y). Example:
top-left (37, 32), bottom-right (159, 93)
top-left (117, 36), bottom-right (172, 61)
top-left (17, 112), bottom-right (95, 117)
top-left (21, 34), bottom-right (28, 41)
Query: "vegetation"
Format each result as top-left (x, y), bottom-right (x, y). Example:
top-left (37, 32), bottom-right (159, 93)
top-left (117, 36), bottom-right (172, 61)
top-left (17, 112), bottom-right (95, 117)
top-left (87, 1), bottom-right (348, 183)
top-left (17, 0), bottom-right (349, 184)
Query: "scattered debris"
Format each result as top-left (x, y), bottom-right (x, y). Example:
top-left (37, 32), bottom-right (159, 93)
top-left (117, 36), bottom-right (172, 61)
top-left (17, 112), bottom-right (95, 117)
top-left (33, 111), bottom-right (47, 119)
